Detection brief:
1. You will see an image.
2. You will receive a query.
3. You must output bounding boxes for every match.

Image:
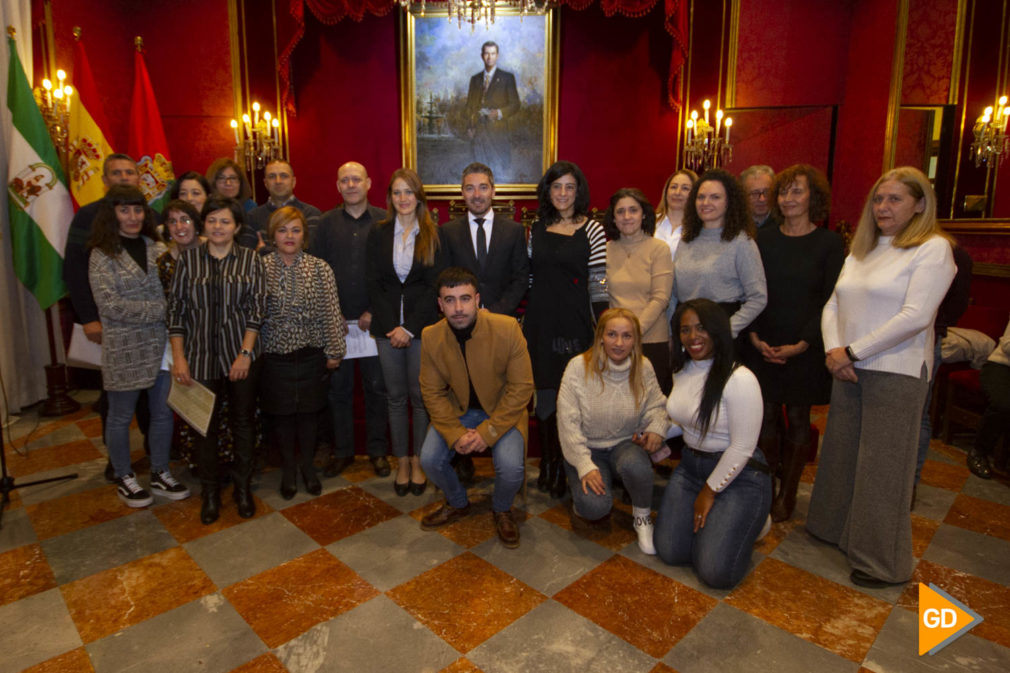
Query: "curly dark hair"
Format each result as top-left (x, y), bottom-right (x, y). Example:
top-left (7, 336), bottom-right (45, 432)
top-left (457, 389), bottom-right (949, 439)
top-left (534, 160), bottom-right (590, 227)
top-left (771, 164), bottom-right (832, 223)
top-left (87, 185), bottom-right (158, 255)
top-left (602, 188), bottom-right (657, 239)
top-left (681, 168), bottom-right (754, 243)
top-left (161, 199), bottom-right (203, 242)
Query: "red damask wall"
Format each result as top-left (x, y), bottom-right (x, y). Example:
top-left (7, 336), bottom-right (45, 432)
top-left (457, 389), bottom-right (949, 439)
top-left (902, 0), bottom-right (958, 105)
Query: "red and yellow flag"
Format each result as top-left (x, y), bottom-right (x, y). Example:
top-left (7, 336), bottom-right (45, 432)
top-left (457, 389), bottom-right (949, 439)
top-left (67, 34), bottom-right (114, 208)
top-left (128, 38), bottom-right (173, 212)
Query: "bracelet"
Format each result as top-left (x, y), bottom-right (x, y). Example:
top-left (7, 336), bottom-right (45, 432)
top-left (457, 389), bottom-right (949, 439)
top-left (239, 348), bottom-right (253, 360)
top-left (844, 345), bottom-right (859, 362)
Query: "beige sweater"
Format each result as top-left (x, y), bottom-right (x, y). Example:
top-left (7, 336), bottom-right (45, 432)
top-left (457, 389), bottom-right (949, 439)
top-left (557, 355), bottom-right (669, 479)
top-left (606, 233), bottom-right (674, 344)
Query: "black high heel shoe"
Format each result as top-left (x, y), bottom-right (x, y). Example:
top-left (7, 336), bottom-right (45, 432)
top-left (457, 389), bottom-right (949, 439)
top-left (394, 480), bottom-right (410, 497)
top-left (410, 479), bottom-right (427, 496)
top-left (967, 449), bottom-right (993, 479)
top-left (302, 468), bottom-right (322, 496)
top-left (280, 472), bottom-right (297, 500)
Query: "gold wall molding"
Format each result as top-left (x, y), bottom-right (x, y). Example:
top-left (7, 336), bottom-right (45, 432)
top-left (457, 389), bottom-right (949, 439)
top-left (884, 0), bottom-right (909, 172)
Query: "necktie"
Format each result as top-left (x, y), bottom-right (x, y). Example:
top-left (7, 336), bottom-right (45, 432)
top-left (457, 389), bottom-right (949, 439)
top-left (483, 73), bottom-right (491, 93)
top-left (475, 218), bottom-right (487, 271)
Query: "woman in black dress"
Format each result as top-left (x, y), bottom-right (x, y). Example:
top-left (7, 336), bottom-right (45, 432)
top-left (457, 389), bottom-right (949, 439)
top-left (745, 164), bottom-right (844, 522)
top-left (523, 161), bottom-right (607, 498)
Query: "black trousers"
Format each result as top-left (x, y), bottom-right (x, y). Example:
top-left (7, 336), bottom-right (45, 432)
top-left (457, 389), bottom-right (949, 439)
top-left (196, 360), bottom-right (261, 486)
top-left (977, 361), bottom-right (1010, 456)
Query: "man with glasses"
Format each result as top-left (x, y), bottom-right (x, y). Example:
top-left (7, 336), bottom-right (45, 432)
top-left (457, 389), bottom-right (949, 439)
top-left (741, 165), bottom-right (777, 229)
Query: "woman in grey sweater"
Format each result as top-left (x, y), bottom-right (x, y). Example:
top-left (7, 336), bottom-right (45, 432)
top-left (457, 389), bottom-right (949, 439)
top-left (88, 185), bottom-right (190, 508)
top-left (671, 169), bottom-right (767, 339)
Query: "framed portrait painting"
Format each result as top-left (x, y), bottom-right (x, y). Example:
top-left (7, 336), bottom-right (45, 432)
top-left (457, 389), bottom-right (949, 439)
top-left (400, 7), bottom-right (559, 195)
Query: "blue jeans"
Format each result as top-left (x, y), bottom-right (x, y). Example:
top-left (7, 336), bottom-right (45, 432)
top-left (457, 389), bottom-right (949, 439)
top-left (328, 355), bottom-right (388, 458)
top-left (376, 338), bottom-right (427, 458)
top-left (915, 338), bottom-right (942, 485)
top-left (562, 440), bottom-right (654, 519)
top-left (419, 408), bottom-right (524, 512)
top-left (106, 371), bottom-right (174, 479)
top-left (654, 448), bottom-right (771, 589)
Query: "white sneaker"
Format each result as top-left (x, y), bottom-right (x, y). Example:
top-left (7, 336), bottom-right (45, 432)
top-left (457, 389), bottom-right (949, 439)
top-left (116, 474), bottom-right (153, 508)
top-left (756, 514), bottom-right (772, 542)
top-left (634, 515), bottom-right (656, 555)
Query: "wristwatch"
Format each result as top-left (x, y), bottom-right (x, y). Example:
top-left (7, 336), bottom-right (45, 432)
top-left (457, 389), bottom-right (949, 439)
top-left (239, 348), bottom-right (254, 360)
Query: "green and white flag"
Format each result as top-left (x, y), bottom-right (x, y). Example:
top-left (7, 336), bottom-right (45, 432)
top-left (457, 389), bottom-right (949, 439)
top-left (6, 35), bottom-right (73, 309)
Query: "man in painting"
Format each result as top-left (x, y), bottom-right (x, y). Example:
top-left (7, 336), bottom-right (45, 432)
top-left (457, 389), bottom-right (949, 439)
top-left (466, 40), bottom-right (520, 180)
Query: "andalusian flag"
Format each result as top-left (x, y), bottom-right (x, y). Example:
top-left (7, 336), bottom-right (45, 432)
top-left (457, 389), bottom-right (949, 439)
top-left (6, 36), bottom-right (73, 309)
top-left (128, 40), bottom-right (173, 212)
top-left (68, 34), bottom-right (114, 208)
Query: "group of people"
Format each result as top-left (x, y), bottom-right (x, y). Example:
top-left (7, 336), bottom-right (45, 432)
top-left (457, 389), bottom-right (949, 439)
top-left (63, 150), bottom-right (964, 591)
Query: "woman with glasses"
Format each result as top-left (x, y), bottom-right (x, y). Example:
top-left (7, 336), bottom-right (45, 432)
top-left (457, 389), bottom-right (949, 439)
top-left (206, 158), bottom-right (256, 213)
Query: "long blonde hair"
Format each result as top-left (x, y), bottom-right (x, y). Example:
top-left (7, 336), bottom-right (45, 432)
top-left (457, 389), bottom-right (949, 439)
top-left (849, 166), bottom-right (953, 260)
top-left (582, 308), bottom-right (646, 408)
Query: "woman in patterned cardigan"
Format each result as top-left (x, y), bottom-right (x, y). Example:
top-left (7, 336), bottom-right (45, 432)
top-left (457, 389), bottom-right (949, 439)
top-left (88, 185), bottom-right (190, 508)
top-left (259, 207), bottom-right (346, 499)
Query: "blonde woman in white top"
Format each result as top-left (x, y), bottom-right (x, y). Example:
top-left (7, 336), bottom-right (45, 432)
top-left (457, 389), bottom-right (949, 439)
top-left (808, 167), bottom-right (955, 589)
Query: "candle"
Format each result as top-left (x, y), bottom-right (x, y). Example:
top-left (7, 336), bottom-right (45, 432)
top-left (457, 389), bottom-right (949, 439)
top-left (272, 117), bottom-right (280, 144)
top-left (725, 118), bottom-right (732, 143)
top-left (686, 119), bottom-right (694, 143)
top-left (230, 119), bottom-right (240, 145)
top-left (252, 102), bottom-right (260, 128)
top-left (715, 109), bottom-right (723, 136)
top-left (242, 113), bottom-right (252, 138)
top-left (703, 99), bottom-right (711, 124)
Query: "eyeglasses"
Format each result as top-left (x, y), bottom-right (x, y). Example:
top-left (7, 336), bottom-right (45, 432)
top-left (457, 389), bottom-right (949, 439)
top-left (748, 189), bottom-right (770, 199)
top-left (216, 175), bottom-right (240, 184)
top-left (166, 216), bottom-right (194, 225)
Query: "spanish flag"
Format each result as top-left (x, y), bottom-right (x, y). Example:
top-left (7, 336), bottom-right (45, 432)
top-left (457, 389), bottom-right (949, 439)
top-left (128, 37), bottom-right (173, 212)
top-left (68, 32), bottom-right (114, 209)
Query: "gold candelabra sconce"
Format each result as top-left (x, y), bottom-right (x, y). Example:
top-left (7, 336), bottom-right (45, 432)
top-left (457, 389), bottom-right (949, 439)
top-left (33, 68), bottom-right (73, 166)
top-left (683, 99), bottom-right (732, 172)
top-left (971, 94), bottom-right (1009, 168)
top-left (398, 0), bottom-right (547, 29)
top-left (230, 101), bottom-right (283, 174)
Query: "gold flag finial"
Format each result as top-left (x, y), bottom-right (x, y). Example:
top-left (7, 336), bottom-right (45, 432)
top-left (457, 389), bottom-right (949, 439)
top-left (134, 35), bottom-right (143, 51)
top-left (7, 25), bottom-right (16, 38)
top-left (73, 26), bottom-right (82, 40)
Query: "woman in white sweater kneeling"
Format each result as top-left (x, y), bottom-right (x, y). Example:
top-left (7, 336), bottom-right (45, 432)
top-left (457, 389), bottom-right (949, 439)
top-left (558, 308), bottom-right (669, 555)
top-left (808, 167), bottom-right (955, 589)
top-left (654, 298), bottom-right (770, 589)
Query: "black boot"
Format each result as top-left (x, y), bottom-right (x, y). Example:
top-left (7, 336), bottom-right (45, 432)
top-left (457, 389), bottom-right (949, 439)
top-left (771, 438), bottom-right (807, 522)
top-left (967, 447), bottom-right (993, 479)
top-left (233, 480), bottom-right (256, 518)
top-left (200, 482), bottom-right (221, 525)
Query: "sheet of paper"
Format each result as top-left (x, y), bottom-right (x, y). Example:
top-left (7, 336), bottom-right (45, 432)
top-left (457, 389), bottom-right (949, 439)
top-left (167, 379), bottom-right (216, 437)
top-left (344, 323), bottom-right (378, 360)
top-left (66, 323), bottom-right (103, 369)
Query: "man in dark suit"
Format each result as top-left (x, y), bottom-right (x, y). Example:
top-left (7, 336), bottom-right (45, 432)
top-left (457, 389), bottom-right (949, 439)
top-left (441, 162), bottom-right (529, 317)
top-left (466, 41), bottom-right (520, 179)
top-left (440, 162), bottom-right (529, 484)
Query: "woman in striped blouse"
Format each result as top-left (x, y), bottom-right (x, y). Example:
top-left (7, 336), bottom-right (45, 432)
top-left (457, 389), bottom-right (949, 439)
top-left (523, 160), bottom-right (607, 498)
top-left (260, 207), bottom-right (346, 499)
top-left (169, 196), bottom-right (266, 525)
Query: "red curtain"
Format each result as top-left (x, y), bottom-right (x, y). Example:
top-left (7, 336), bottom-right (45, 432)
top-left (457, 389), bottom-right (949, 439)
top-left (279, 0), bottom-right (687, 115)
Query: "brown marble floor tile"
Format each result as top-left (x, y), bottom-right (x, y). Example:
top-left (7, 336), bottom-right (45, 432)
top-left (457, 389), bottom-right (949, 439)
top-left (61, 546), bottom-right (215, 642)
top-left (21, 647), bottom-right (95, 673)
top-left (26, 409), bottom-right (92, 442)
top-left (897, 559), bottom-right (1010, 649)
top-left (26, 485), bottom-right (139, 540)
top-left (152, 492), bottom-right (273, 544)
top-left (410, 496), bottom-right (530, 548)
top-left (538, 502), bottom-right (637, 551)
top-left (228, 652), bottom-right (289, 673)
top-left (387, 552), bottom-right (546, 652)
top-left (649, 664), bottom-right (680, 673)
top-left (76, 417), bottom-right (104, 439)
top-left (4, 439), bottom-right (102, 478)
top-left (725, 557), bottom-right (891, 662)
top-left (919, 459), bottom-right (970, 492)
top-left (439, 658), bottom-right (484, 673)
top-left (910, 513), bottom-right (941, 557)
top-left (554, 554), bottom-right (716, 658)
top-left (223, 548), bottom-right (378, 648)
top-left (281, 485), bottom-right (400, 545)
top-left (928, 441), bottom-right (967, 463)
top-left (753, 515), bottom-right (804, 555)
top-left (943, 494), bottom-right (1010, 542)
top-left (0, 543), bottom-right (57, 607)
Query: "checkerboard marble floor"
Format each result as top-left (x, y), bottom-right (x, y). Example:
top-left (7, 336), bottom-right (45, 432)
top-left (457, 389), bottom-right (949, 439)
top-left (2, 391), bottom-right (1009, 673)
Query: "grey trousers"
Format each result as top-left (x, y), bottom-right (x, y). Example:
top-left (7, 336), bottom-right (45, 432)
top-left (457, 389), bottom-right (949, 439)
top-left (807, 365), bottom-right (927, 583)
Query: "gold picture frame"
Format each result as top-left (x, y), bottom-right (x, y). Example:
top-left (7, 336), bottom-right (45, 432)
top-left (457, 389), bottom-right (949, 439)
top-left (400, 6), bottom-right (559, 196)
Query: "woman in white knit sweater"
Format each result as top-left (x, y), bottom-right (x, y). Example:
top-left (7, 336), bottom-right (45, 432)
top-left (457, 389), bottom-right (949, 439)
top-left (557, 308), bottom-right (669, 555)
top-left (808, 167), bottom-right (955, 588)
top-left (654, 298), bottom-right (770, 589)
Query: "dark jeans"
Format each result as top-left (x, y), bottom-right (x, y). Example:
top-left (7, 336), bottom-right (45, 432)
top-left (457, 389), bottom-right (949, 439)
top-left (196, 361), bottom-right (261, 486)
top-left (327, 355), bottom-right (388, 458)
top-left (977, 361), bottom-right (1010, 457)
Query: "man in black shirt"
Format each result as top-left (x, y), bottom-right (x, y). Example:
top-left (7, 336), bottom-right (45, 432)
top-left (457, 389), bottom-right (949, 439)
top-left (242, 159), bottom-right (322, 249)
top-left (310, 162), bottom-right (390, 477)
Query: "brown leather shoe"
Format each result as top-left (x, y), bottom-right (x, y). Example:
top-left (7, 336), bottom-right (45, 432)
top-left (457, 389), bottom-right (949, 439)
top-left (493, 510), bottom-right (520, 549)
top-left (420, 503), bottom-right (470, 530)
